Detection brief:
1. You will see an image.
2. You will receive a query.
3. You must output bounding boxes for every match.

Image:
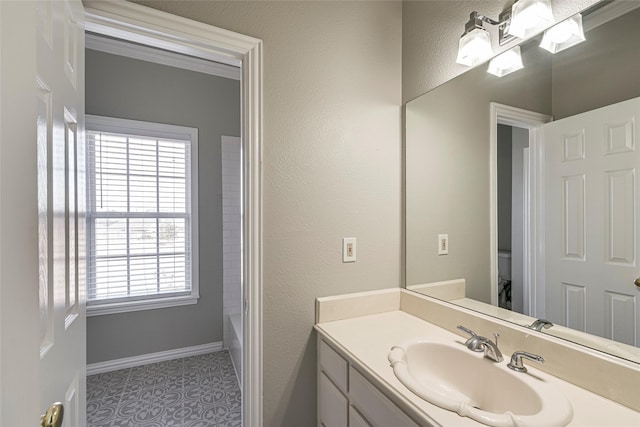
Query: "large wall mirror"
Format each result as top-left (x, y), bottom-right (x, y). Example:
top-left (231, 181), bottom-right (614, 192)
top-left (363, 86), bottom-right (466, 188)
top-left (405, 0), bottom-right (640, 364)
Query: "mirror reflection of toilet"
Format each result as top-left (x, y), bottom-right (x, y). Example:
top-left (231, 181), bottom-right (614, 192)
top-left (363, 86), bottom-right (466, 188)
top-left (498, 251), bottom-right (512, 310)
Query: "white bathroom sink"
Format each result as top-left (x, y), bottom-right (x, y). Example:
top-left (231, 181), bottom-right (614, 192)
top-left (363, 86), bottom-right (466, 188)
top-left (388, 340), bottom-right (573, 427)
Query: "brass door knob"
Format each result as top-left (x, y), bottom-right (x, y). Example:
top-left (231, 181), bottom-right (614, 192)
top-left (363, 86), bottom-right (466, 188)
top-left (40, 402), bottom-right (63, 427)
top-left (635, 277), bottom-right (640, 287)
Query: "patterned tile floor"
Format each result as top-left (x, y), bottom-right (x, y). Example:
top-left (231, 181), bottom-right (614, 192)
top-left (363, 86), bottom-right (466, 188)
top-left (87, 351), bottom-right (241, 427)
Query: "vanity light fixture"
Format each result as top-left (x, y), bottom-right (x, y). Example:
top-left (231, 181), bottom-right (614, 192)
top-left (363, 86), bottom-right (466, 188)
top-left (540, 14), bottom-right (586, 54)
top-left (456, 0), bottom-right (555, 68)
top-left (507, 0), bottom-right (555, 39)
top-left (456, 12), bottom-right (493, 66)
top-left (487, 46), bottom-right (524, 77)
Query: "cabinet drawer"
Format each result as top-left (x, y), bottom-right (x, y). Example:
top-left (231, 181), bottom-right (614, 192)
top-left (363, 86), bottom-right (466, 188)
top-left (319, 372), bottom-right (348, 427)
top-left (349, 368), bottom-right (419, 427)
top-left (319, 339), bottom-right (348, 393)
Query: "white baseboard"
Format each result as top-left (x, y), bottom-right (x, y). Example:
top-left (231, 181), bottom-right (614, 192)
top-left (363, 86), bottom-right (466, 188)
top-left (87, 342), bottom-right (223, 376)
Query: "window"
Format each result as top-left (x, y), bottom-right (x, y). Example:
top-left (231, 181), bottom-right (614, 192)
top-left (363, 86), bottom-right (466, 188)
top-left (86, 115), bottom-right (199, 315)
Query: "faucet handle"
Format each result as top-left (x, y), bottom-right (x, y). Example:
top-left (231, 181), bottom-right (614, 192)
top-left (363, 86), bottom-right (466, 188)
top-left (507, 351), bottom-right (544, 373)
top-left (457, 325), bottom-right (478, 338)
top-left (456, 325), bottom-right (484, 352)
top-left (527, 319), bottom-right (554, 331)
top-left (457, 325), bottom-right (477, 337)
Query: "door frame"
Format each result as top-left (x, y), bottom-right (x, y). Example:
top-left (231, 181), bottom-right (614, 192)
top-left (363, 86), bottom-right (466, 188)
top-left (84, 2), bottom-right (263, 425)
top-left (489, 103), bottom-right (551, 316)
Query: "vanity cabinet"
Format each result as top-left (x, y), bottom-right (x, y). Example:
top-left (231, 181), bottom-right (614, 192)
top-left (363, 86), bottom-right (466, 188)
top-left (318, 337), bottom-right (424, 427)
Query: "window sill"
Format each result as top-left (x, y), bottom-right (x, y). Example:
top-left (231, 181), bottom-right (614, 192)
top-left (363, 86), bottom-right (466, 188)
top-left (87, 294), bottom-right (199, 316)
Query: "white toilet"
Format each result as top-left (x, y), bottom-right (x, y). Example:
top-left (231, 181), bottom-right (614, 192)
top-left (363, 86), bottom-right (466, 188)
top-left (498, 250), bottom-right (511, 281)
top-left (498, 251), bottom-right (512, 309)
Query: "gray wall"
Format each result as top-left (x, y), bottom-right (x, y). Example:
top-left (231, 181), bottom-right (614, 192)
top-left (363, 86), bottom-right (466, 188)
top-left (552, 6), bottom-right (640, 119)
top-left (405, 44), bottom-right (552, 303)
top-left (497, 124), bottom-right (513, 252)
top-left (85, 49), bottom-right (241, 363)
top-left (133, 2), bottom-right (402, 426)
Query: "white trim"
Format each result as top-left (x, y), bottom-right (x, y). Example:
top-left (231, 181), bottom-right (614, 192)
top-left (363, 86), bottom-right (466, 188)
top-left (583, 1), bottom-right (640, 33)
top-left (86, 114), bottom-right (198, 141)
top-left (86, 342), bottom-right (223, 375)
top-left (83, 1), bottom-right (248, 67)
top-left (522, 147), bottom-right (531, 316)
top-left (243, 32), bottom-right (264, 427)
top-left (489, 103), bottom-right (551, 311)
top-left (530, 126), bottom-right (547, 319)
top-left (85, 33), bottom-right (240, 81)
top-left (84, 3), bottom-right (264, 425)
top-left (87, 294), bottom-right (198, 316)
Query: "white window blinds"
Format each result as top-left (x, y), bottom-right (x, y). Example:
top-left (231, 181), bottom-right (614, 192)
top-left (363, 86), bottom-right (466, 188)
top-left (86, 116), bottom-right (198, 307)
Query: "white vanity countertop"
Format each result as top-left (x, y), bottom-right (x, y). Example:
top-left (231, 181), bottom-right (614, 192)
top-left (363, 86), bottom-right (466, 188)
top-left (316, 310), bottom-right (640, 427)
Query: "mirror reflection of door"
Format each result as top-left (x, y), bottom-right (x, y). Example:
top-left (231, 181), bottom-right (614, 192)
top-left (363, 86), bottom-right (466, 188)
top-left (544, 97), bottom-right (640, 347)
top-left (496, 98), bottom-right (640, 348)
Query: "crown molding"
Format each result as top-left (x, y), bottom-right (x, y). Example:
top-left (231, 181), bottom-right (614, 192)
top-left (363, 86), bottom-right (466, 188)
top-left (86, 32), bottom-right (240, 80)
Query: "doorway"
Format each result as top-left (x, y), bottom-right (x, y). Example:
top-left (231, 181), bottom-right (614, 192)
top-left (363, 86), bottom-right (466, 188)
top-left (490, 103), bottom-right (552, 317)
top-left (496, 124), bottom-right (530, 313)
top-left (83, 2), bottom-right (263, 425)
top-left (84, 33), bottom-right (244, 425)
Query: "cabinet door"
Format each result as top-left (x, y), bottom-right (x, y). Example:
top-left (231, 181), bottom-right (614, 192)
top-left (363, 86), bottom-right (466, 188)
top-left (319, 339), bottom-right (348, 393)
top-left (349, 368), bottom-right (420, 427)
top-left (349, 405), bottom-right (372, 427)
top-left (319, 372), bottom-right (348, 427)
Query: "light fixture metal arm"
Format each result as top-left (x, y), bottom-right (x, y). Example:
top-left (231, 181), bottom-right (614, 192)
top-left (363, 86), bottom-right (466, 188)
top-left (464, 11), bottom-right (508, 32)
top-left (478, 14), bottom-right (503, 26)
top-left (464, 10), bottom-right (516, 46)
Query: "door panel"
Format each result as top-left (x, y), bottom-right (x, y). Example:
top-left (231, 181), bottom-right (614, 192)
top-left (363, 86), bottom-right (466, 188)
top-left (38, 80), bottom-right (55, 359)
top-left (38, 1), bottom-right (86, 425)
top-left (561, 173), bottom-right (586, 259)
top-left (0, 0), bottom-right (85, 424)
top-left (545, 97), bottom-right (640, 347)
top-left (605, 169), bottom-right (635, 264)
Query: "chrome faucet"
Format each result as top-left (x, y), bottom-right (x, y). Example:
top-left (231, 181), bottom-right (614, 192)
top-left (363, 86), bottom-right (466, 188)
top-left (457, 326), bottom-right (504, 362)
top-left (507, 351), bottom-right (544, 373)
top-left (526, 319), bottom-right (554, 332)
top-left (477, 334), bottom-right (504, 362)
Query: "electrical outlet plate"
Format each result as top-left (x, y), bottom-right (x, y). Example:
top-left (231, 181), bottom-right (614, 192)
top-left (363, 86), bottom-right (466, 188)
top-left (438, 234), bottom-right (449, 255)
top-left (343, 237), bottom-right (356, 262)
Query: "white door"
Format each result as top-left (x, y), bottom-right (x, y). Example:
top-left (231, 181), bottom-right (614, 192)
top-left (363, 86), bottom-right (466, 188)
top-left (544, 97), bottom-right (640, 347)
top-left (0, 1), bottom-right (86, 425)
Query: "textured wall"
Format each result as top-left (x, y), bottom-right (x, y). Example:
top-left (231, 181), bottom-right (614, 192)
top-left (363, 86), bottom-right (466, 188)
top-left (85, 49), bottom-right (241, 363)
top-left (132, 1), bottom-right (403, 425)
top-left (402, 0), bottom-right (601, 103)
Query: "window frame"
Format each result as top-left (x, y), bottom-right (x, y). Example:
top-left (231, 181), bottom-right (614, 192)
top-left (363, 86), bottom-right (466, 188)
top-left (85, 114), bottom-right (199, 316)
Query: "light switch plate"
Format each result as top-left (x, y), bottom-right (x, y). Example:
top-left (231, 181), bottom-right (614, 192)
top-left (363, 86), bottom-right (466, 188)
top-left (438, 234), bottom-right (449, 255)
top-left (343, 237), bottom-right (356, 262)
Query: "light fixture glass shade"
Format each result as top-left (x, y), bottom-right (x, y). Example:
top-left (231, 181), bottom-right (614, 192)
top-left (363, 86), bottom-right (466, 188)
top-left (456, 28), bottom-right (493, 67)
top-left (507, 0), bottom-right (555, 40)
top-left (487, 46), bottom-right (524, 77)
top-left (540, 14), bottom-right (585, 53)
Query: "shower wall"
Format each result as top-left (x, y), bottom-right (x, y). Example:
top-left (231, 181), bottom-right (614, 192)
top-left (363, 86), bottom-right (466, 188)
top-left (222, 136), bottom-right (242, 380)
